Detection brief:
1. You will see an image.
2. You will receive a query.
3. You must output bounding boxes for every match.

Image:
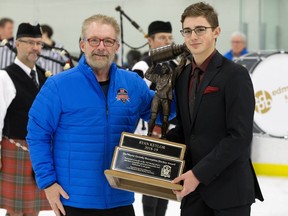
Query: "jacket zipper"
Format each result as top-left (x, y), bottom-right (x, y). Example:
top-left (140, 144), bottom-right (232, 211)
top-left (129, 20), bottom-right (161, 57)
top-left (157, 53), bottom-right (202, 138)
top-left (103, 80), bottom-right (110, 208)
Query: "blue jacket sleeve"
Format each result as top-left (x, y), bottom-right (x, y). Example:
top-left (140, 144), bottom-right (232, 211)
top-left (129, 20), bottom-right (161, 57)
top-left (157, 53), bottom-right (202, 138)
top-left (26, 78), bottom-right (62, 189)
top-left (137, 74), bottom-right (154, 122)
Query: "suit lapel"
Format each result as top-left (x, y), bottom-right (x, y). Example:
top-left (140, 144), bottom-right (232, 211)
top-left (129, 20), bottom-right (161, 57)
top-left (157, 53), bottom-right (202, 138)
top-left (190, 51), bottom-right (223, 129)
top-left (182, 64), bottom-right (192, 117)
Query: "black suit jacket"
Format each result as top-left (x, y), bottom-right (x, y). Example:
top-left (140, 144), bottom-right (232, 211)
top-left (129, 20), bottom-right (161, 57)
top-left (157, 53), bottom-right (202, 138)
top-left (167, 51), bottom-right (263, 209)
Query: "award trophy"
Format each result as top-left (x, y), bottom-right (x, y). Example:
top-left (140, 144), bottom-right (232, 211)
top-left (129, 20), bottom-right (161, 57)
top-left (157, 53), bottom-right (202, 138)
top-left (105, 44), bottom-right (188, 201)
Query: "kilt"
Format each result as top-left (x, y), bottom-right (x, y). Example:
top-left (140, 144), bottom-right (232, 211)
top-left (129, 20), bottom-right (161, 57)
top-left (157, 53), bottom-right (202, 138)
top-left (0, 137), bottom-right (51, 213)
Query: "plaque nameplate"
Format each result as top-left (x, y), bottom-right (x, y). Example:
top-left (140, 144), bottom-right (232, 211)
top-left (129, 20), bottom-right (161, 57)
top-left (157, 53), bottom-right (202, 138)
top-left (120, 132), bottom-right (185, 159)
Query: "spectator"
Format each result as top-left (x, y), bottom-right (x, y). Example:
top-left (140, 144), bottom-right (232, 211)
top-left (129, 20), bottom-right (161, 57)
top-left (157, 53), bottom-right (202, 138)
top-left (0, 18), bottom-right (16, 69)
top-left (224, 31), bottom-right (248, 60)
top-left (125, 49), bottom-right (142, 70)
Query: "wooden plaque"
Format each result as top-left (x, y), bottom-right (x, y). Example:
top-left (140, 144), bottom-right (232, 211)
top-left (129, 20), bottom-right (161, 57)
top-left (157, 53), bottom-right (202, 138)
top-left (105, 132), bottom-right (186, 201)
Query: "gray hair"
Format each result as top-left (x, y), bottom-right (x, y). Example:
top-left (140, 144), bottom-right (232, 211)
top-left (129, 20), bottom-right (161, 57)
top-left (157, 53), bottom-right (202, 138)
top-left (81, 14), bottom-right (120, 40)
top-left (231, 31), bottom-right (247, 43)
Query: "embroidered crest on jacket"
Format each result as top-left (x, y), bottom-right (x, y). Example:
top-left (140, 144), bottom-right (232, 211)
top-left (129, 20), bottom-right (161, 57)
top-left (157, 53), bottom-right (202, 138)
top-left (116, 88), bottom-right (130, 103)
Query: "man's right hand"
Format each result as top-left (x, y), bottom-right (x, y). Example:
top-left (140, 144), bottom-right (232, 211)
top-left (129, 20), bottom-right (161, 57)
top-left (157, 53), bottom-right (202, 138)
top-left (44, 183), bottom-right (69, 216)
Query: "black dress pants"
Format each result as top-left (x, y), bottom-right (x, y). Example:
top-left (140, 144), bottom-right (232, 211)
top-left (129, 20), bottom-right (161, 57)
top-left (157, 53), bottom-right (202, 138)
top-left (181, 191), bottom-right (251, 216)
top-left (142, 195), bottom-right (168, 216)
top-left (62, 204), bottom-right (135, 216)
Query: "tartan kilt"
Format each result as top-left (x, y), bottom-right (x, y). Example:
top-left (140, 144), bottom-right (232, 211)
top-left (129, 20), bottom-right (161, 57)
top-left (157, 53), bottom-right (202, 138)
top-left (0, 137), bottom-right (51, 213)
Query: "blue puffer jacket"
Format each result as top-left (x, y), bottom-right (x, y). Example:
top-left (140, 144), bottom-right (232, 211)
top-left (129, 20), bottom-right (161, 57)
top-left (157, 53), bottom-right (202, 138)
top-left (26, 55), bottom-right (154, 209)
top-left (223, 48), bottom-right (248, 60)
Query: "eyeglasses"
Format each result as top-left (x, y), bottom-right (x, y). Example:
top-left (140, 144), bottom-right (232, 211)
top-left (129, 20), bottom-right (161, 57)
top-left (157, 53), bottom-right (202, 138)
top-left (154, 35), bottom-right (174, 42)
top-left (231, 40), bottom-right (244, 44)
top-left (84, 37), bottom-right (117, 47)
top-left (180, 26), bottom-right (216, 37)
top-left (18, 39), bottom-right (44, 48)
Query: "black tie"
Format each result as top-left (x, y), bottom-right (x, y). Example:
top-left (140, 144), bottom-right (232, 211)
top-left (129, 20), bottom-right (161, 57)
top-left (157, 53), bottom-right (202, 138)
top-left (30, 70), bottom-right (39, 89)
top-left (189, 68), bottom-right (201, 120)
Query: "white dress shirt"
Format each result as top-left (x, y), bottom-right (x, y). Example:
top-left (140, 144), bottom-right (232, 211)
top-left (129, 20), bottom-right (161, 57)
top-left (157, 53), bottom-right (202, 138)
top-left (0, 58), bottom-right (37, 144)
top-left (132, 60), bottom-right (151, 87)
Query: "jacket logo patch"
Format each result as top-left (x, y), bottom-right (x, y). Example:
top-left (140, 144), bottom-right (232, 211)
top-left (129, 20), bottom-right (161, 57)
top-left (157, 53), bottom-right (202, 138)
top-left (116, 88), bottom-right (130, 103)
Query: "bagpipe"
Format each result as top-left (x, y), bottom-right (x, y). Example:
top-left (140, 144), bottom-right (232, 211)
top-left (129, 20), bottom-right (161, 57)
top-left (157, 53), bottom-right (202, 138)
top-left (41, 43), bottom-right (79, 69)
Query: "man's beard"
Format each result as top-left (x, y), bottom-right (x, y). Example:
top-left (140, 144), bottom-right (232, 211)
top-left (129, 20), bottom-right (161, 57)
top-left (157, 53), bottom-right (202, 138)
top-left (86, 52), bottom-right (113, 70)
top-left (27, 52), bottom-right (40, 64)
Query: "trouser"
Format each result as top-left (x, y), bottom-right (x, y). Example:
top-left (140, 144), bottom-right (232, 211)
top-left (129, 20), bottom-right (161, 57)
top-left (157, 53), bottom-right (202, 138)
top-left (181, 191), bottom-right (251, 216)
top-left (62, 205), bottom-right (135, 216)
top-left (142, 195), bottom-right (168, 216)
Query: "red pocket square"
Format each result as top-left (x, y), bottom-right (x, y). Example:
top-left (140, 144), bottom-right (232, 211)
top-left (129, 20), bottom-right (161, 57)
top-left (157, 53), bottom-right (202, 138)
top-left (204, 86), bottom-right (220, 94)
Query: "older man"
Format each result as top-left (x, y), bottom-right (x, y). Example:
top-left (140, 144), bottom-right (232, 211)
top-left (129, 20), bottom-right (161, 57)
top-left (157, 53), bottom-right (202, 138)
top-left (26, 14), bottom-right (154, 216)
top-left (224, 31), bottom-right (248, 60)
top-left (0, 23), bottom-right (50, 216)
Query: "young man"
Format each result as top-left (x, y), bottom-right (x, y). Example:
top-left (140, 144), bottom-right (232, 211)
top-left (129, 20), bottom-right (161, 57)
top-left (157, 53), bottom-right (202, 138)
top-left (224, 31), bottom-right (248, 60)
top-left (26, 14), bottom-right (154, 216)
top-left (167, 2), bottom-right (264, 216)
top-left (0, 23), bottom-right (50, 216)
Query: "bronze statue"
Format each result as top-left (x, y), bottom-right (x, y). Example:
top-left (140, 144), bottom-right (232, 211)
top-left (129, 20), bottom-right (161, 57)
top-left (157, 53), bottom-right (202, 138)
top-left (145, 53), bottom-right (189, 139)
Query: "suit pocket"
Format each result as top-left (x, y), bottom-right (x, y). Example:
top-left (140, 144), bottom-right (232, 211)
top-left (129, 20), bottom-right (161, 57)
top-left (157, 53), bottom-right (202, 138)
top-left (200, 91), bottom-right (222, 108)
top-left (204, 86), bottom-right (220, 94)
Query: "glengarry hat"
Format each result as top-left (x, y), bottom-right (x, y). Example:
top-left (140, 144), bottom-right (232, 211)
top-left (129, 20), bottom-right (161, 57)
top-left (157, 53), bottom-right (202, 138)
top-left (147, 21), bottom-right (172, 37)
top-left (16, 23), bottom-right (42, 39)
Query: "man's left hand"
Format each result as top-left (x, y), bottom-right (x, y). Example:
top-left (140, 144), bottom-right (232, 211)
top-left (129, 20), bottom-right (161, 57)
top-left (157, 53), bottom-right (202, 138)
top-left (172, 170), bottom-right (200, 198)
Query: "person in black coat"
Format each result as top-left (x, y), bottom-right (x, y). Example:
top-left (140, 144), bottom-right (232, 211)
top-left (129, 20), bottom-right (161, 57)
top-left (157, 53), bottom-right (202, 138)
top-left (167, 2), bottom-right (264, 216)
